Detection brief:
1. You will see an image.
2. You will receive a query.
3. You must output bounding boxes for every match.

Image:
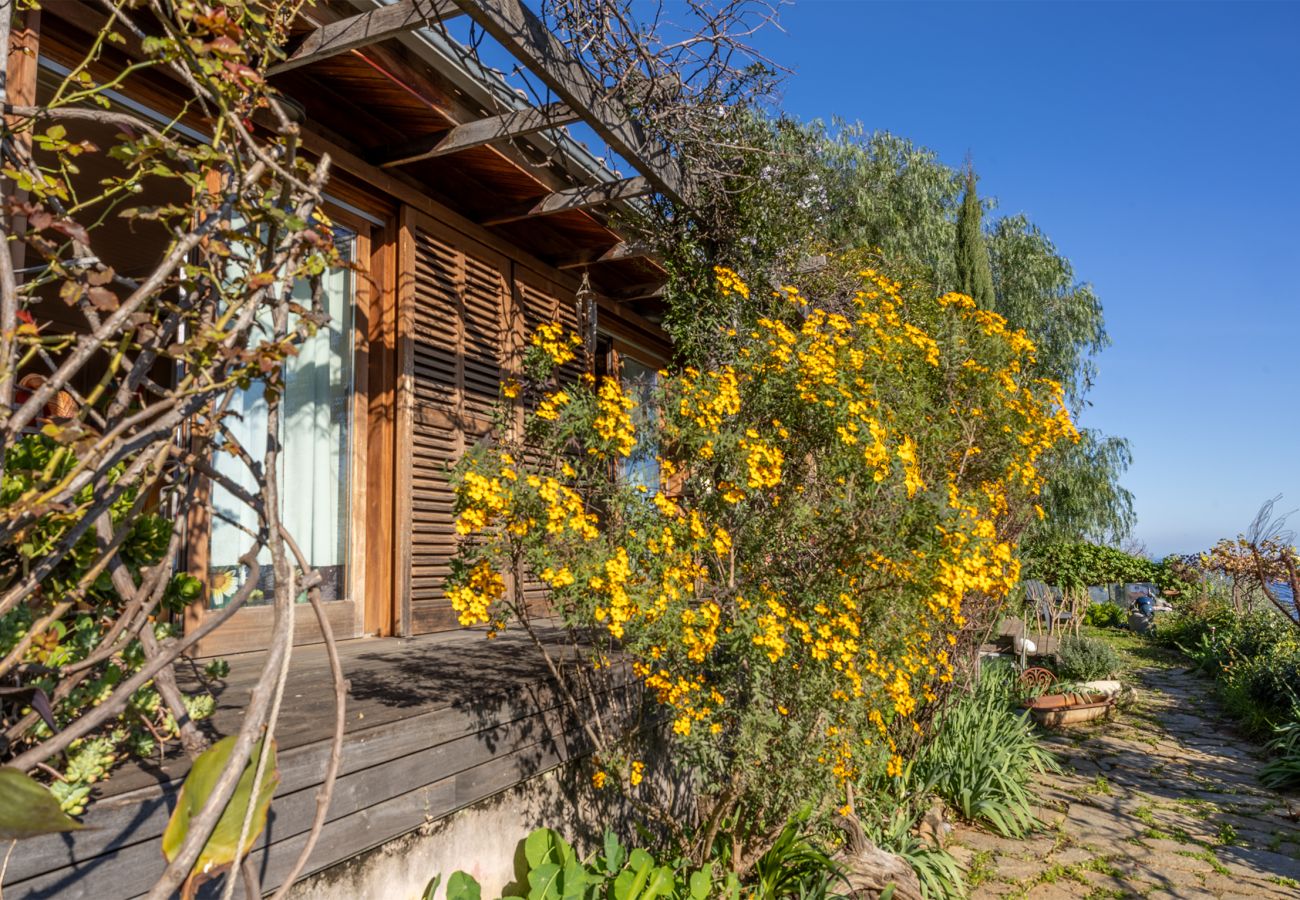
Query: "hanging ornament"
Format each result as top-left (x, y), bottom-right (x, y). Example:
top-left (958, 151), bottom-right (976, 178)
top-left (576, 270), bottom-right (598, 374)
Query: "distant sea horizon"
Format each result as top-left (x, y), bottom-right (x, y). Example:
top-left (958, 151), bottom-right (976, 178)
top-left (1272, 581), bottom-right (1296, 615)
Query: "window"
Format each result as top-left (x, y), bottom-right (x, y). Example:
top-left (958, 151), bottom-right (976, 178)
top-left (207, 228), bottom-right (356, 607)
top-left (620, 357), bottom-right (660, 491)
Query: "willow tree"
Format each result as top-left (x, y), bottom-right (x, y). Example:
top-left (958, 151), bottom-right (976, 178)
top-left (987, 215), bottom-right (1134, 542)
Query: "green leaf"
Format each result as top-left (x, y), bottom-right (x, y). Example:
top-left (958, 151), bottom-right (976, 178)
top-left (627, 848), bottom-right (654, 872)
top-left (602, 829), bottom-right (626, 875)
top-left (524, 827), bottom-right (573, 869)
top-left (688, 868), bottom-right (711, 899)
top-left (421, 874), bottom-right (442, 900)
top-left (559, 860), bottom-right (588, 900)
top-left (527, 861), bottom-right (563, 900)
top-left (613, 851), bottom-right (653, 900)
top-left (641, 866), bottom-right (674, 899)
top-left (0, 767), bottom-right (84, 840)
top-left (161, 736), bottom-right (278, 879)
top-left (446, 871), bottom-right (482, 900)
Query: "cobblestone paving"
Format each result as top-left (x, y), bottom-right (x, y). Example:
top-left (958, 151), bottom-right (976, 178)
top-left (949, 664), bottom-right (1300, 899)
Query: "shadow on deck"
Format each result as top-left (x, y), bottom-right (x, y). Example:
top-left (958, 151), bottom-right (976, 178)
top-left (4, 627), bottom-right (636, 899)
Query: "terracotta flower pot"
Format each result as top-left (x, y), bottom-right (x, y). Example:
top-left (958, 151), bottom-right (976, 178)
top-left (1023, 692), bottom-right (1115, 727)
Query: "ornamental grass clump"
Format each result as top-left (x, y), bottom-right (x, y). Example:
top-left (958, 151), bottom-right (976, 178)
top-left (914, 665), bottom-right (1057, 838)
top-left (447, 266), bottom-right (1079, 870)
top-left (1260, 719), bottom-right (1300, 790)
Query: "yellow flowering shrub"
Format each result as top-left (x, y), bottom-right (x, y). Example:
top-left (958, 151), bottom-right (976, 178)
top-left (446, 272), bottom-right (1078, 859)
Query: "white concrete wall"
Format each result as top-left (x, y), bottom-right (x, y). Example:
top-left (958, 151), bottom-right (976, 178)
top-left (283, 754), bottom-right (685, 900)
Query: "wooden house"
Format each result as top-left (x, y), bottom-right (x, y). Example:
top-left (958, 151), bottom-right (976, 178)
top-left (4, 2), bottom-right (679, 896)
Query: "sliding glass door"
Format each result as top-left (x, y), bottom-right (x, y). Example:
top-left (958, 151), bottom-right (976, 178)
top-left (198, 221), bottom-right (364, 651)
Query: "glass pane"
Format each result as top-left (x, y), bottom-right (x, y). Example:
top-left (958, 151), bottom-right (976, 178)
top-left (620, 358), bottom-right (660, 491)
top-left (208, 229), bottom-right (355, 608)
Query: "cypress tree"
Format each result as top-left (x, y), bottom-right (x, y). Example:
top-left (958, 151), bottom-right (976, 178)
top-left (955, 166), bottom-right (996, 307)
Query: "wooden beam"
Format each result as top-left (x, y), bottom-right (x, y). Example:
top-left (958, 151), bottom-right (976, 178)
top-left (269, 0), bottom-right (463, 75)
top-left (556, 241), bottom-right (655, 270)
top-left (377, 102), bottom-right (579, 168)
top-left (481, 176), bottom-right (651, 227)
top-left (5, 5), bottom-right (40, 275)
top-left (610, 282), bottom-right (666, 303)
top-left (448, 0), bottom-right (687, 206)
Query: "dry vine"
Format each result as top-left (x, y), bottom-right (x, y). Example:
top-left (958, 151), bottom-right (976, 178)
top-left (1245, 495), bottom-right (1300, 631)
top-left (1, 1), bottom-right (346, 895)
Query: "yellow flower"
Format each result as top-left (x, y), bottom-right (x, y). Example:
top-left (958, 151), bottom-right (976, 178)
top-left (446, 560), bottom-right (505, 626)
top-left (536, 389), bottom-right (571, 421)
top-left (592, 770), bottom-right (608, 789)
top-left (629, 760), bottom-right (645, 786)
top-left (593, 376), bottom-right (636, 456)
top-left (740, 438), bottom-right (783, 490)
top-left (898, 435), bottom-right (925, 498)
top-left (531, 322), bottom-right (580, 365)
top-left (209, 568), bottom-right (237, 605)
top-left (714, 265), bottom-right (751, 300)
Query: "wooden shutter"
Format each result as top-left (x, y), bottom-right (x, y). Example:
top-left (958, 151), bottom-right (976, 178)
top-left (397, 208), bottom-right (509, 634)
top-left (511, 269), bottom-right (583, 618)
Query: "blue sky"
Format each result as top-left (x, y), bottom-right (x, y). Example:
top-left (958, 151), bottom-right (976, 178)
top-left (743, 0), bottom-right (1300, 557)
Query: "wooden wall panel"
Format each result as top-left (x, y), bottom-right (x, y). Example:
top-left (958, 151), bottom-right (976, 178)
top-left (398, 208), bottom-right (510, 634)
top-left (365, 217), bottom-right (398, 637)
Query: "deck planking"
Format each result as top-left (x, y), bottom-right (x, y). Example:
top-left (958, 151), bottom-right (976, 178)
top-left (3, 626), bottom-right (636, 899)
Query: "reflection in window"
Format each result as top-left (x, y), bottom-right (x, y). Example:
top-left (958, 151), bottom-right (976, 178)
top-left (620, 357), bottom-right (660, 492)
top-left (208, 229), bottom-right (355, 607)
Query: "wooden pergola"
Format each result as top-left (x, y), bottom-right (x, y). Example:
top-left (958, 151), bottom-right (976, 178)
top-left (267, 0), bottom-right (681, 311)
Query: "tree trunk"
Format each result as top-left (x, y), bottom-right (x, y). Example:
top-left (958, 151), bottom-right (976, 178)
top-left (833, 815), bottom-right (925, 900)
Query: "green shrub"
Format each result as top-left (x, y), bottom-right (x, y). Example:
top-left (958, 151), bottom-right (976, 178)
top-left (914, 666), bottom-right (1057, 838)
top-left (1083, 601), bottom-right (1127, 630)
top-left (1054, 634), bottom-right (1121, 681)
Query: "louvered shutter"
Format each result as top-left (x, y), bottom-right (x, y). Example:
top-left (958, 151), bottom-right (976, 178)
top-left (398, 210), bottom-right (508, 634)
top-left (512, 270), bottom-right (584, 618)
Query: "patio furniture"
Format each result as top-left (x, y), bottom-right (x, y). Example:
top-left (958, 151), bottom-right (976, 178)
top-left (1018, 666), bottom-right (1056, 693)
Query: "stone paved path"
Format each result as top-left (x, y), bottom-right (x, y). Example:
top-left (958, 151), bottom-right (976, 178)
top-left (948, 664), bottom-right (1300, 899)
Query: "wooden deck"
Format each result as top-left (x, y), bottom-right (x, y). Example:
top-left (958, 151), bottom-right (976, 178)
top-left (4, 627), bottom-right (634, 899)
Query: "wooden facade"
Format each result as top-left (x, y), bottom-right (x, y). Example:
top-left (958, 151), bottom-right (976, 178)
top-left (28, 0), bottom-right (670, 648)
top-left (4, 2), bottom-right (673, 895)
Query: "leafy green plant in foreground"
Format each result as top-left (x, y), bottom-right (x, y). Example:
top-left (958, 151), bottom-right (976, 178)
top-left (425, 822), bottom-right (853, 900)
top-left (914, 666), bottom-right (1057, 838)
top-left (428, 827), bottom-right (737, 900)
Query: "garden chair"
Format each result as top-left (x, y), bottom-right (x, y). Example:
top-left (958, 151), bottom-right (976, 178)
top-left (1024, 580), bottom-right (1072, 635)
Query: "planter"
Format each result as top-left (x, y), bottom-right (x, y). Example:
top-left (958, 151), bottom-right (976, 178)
top-left (1024, 692), bottom-right (1115, 727)
top-left (1079, 679), bottom-right (1123, 698)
